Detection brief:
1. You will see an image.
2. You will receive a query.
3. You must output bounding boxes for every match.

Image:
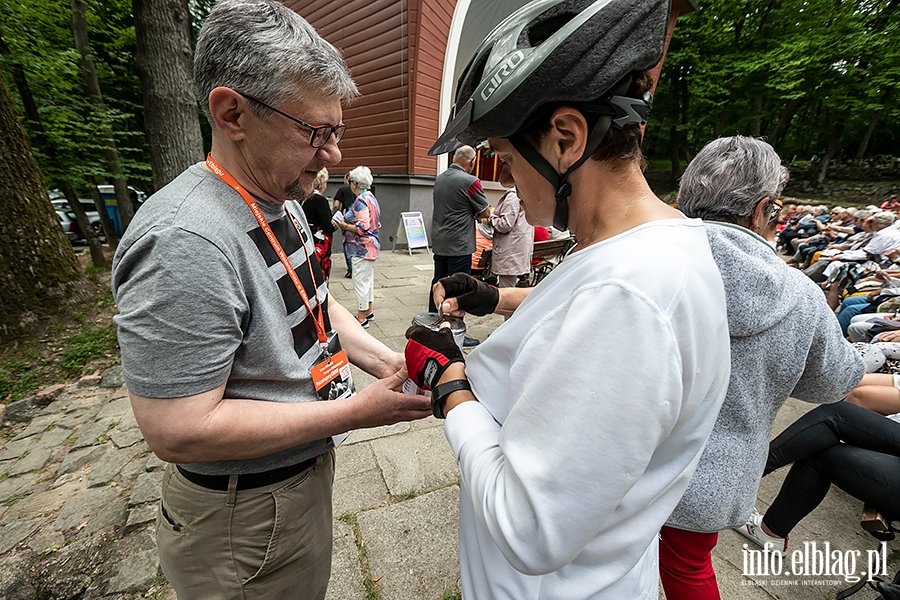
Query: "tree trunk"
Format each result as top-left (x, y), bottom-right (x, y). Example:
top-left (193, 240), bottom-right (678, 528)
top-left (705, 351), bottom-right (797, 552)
top-left (817, 116), bottom-right (846, 185)
top-left (677, 74), bottom-right (691, 174)
top-left (1, 35), bottom-right (110, 265)
top-left (61, 182), bottom-right (107, 267)
top-left (669, 124), bottom-right (680, 182)
top-left (0, 77), bottom-right (83, 336)
top-left (134, 0), bottom-right (203, 190)
top-left (857, 107), bottom-right (882, 159)
top-left (70, 0), bottom-right (135, 232)
top-left (86, 176), bottom-right (118, 247)
top-left (769, 96), bottom-right (802, 148)
top-left (857, 89), bottom-right (890, 159)
top-left (750, 91), bottom-right (763, 137)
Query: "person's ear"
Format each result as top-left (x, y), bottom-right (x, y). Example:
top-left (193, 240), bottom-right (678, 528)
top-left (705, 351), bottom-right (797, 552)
top-left (544, 107), bottom-right (588, 173)
top-left (208, 87), bottom-right (250, 142)
top-left (750, 196), bottom-right (772, 232)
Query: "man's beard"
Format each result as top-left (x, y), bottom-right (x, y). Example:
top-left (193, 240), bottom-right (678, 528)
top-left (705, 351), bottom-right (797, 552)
top-left (286, 179), bottom-right (312, 202)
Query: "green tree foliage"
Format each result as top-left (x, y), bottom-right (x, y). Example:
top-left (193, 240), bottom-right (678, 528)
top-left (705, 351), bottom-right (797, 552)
top-left (650, 0), bottom-right (900, 173)
top-left (0, 0), bottom-right (151, 197)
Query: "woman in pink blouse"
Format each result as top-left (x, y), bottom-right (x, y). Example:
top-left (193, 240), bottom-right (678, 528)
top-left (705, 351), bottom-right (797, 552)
top-left (335, 165), bottom-right (381, 327)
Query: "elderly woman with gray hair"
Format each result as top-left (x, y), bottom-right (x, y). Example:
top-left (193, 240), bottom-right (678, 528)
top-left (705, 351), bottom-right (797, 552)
top-left (334, 165), bottom-right (381, 326)
top-left (659, 135), bottom-right (863, 600)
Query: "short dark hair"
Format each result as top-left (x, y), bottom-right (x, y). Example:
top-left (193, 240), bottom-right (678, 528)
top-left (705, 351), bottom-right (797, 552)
top-left (518, 70), bottom-right (652, 169)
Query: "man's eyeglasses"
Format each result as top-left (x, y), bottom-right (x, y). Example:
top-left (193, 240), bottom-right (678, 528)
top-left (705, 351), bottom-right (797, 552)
top-left (239, 92), bottom-right (346, 148)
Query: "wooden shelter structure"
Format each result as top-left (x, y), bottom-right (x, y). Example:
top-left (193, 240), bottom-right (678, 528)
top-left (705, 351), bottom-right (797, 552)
top-left (286, 0), bottom-right (696, 243)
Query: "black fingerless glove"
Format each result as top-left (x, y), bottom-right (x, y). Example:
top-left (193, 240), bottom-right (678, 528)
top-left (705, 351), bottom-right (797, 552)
top-left (404, 325), bottom-right (465, 390)
top-left (439, 273), bottom-right (499, 316)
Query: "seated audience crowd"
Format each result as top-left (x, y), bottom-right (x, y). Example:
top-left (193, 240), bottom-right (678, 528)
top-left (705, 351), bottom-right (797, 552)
top-left (734, 189), bottom-right (900, 558)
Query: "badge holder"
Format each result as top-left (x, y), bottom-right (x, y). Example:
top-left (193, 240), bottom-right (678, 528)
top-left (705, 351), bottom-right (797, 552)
top-left (310, 331), bottom-right (355, 446)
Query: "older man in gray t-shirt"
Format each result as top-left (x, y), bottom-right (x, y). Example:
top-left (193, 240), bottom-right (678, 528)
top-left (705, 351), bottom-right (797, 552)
top-left (429, 146), bottom-right (491, 327)
top-left (111, 3), bottom-right (431, 598)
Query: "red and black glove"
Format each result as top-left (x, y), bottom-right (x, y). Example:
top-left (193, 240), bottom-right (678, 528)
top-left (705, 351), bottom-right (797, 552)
top-left (404, 325), bottom-right (465, 390)
top-left (438, 273), bottom-right (499, 317)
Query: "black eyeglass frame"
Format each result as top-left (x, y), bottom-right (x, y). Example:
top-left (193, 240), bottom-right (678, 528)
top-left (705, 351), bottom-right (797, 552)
top-left (239, 92), bottom-right (346, 148)
top-left (768, 199), bottom-right (784, 221)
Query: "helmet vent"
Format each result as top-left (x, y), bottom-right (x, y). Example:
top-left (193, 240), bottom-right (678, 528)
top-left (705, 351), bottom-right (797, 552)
top-left (524, 12), bottom-right (580, 48)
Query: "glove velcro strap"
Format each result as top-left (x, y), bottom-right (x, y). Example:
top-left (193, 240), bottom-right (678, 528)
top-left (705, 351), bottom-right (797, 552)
top-left (431, 379), bottom-right (472, 419)
top-left (407, 338), bottom-right (461, 388)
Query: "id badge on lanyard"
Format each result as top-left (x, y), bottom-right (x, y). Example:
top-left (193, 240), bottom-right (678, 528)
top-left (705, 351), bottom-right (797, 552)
top-left (310, 330), bottom-right (354, 401)
top-left (310, 331), bottom-right (355, 446)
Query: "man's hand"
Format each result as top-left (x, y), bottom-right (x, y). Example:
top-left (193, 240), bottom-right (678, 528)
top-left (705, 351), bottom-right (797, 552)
top-left (404, 325), bottom-right (465, 390)
top-left (353, 366), bottom-right (433, 427)
top-left (433, 273), bottom-right (499, 317)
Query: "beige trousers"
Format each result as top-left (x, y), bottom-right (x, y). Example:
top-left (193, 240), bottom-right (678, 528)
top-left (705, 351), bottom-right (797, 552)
top-left (157, 449), bottom-right (335, 599)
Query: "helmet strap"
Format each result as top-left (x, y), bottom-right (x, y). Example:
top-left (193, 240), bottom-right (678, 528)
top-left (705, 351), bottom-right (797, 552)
top-left (509, 113), bottom-right (614, 231)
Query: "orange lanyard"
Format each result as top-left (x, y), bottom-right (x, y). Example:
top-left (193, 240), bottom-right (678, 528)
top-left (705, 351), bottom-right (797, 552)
top-left (206, 154), bottom-right (328, 347)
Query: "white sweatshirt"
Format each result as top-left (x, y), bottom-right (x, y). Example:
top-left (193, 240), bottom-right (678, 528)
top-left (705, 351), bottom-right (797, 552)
top-left (446, 218), bottom-right (731, 599)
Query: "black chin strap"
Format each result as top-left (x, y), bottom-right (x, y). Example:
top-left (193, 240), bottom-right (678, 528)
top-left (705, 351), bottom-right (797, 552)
top-left (505, 73), bottom-right (652, 231)
top-left (510, 113), bottom-right (614, 231)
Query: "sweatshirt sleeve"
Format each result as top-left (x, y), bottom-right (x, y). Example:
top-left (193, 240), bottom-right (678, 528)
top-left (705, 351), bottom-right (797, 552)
top-left (790, 281), bottom-right (865, 402)
top-left (444, 283), bottom-right (683, 575)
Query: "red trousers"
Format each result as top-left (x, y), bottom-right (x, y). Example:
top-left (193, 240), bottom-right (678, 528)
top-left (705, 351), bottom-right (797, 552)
top-left (659, 526), bottom-right (721, 600)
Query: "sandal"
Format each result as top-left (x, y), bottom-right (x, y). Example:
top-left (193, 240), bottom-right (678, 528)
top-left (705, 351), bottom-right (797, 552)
top-left (861, 504), bottom-right (896, 541)
top-left (861, 505), bottom-right (890, 532)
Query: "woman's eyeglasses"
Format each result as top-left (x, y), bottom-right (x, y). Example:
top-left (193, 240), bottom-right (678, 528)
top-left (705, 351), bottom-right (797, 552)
top-left (239, 92), bottom-right (346, 148)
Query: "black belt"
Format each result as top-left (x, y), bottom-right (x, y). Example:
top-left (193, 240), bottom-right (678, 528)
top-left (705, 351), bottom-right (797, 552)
top-left (177, 455), bottom-right (318, 491)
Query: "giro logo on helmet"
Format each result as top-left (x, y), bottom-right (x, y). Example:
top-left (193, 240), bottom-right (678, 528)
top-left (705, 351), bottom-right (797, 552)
top-left (479, 51), bottom-right (525, 102)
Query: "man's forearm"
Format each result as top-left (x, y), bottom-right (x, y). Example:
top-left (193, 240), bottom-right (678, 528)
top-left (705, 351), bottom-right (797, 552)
top-left (130, 386), bottom-right (367, 464)
top-left (329, 300), bottom-right (402, 378)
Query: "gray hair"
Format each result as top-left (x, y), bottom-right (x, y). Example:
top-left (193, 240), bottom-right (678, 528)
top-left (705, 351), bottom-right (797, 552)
top-left (677, 136), bottom-right (789, 224)
top-left (453, 145), bottom-right (476, 163)
top-left (872, 211), bottom-right (896, 227)
top-left (194, 0), bottom-right (358, 125)
top-left (348, 165), bottom-right (373, 190)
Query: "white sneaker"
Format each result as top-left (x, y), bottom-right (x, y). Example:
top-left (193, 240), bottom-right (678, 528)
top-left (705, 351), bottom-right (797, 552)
top-left (735, 509), bottom-right (788, 554)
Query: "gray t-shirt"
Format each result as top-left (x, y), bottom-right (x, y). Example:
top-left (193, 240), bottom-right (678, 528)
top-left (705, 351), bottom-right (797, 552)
top-left (431, 164), bottom-right (489, 256)
top-left (112, 164), bottom-right (333, 475)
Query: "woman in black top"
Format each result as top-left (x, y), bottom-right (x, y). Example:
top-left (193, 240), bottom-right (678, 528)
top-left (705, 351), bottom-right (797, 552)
top-left (302, 167), bottom-right (336, 280)
top-left (332, 173), bottom-right (356, 278)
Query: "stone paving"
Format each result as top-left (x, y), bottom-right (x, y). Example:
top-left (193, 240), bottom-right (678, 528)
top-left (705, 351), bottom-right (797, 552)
top-left (0, 249), bottom-right (896, 599)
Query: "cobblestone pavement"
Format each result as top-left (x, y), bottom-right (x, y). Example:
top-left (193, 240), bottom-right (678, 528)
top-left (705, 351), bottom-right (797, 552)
top-left (0, 249), bottom-right (896, 599)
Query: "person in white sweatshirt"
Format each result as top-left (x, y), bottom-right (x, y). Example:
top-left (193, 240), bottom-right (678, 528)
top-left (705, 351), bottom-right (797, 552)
top-left (403, 1), bottom-right (731, 598)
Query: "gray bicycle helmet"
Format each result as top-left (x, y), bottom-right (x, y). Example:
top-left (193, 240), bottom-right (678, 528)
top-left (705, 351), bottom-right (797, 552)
top-left (429, 0), bottom-right (669, 229)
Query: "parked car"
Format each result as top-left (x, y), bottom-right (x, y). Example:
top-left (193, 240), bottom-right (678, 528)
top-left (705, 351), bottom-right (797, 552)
top-left (49, 195), bottom-right (104, 243)
top-left (49, 184), bottom-right (146, 240)
top-left (55, 209), bottom-right (81, 243)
